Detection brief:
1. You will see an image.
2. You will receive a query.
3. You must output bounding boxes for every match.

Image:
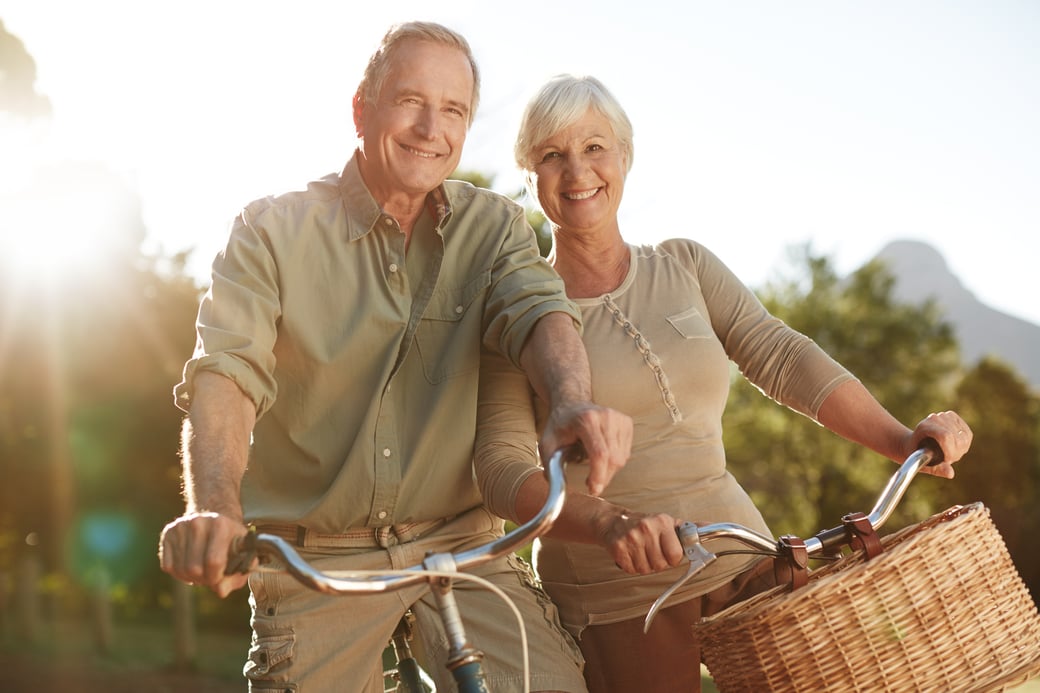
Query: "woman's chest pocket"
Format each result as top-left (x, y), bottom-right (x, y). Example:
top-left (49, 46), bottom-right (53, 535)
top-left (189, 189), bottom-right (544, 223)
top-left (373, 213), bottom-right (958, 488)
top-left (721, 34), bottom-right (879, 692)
top-left (666, 306), bottom-right (715, 340)
top-left (415, 270), bottom-right (490, 383)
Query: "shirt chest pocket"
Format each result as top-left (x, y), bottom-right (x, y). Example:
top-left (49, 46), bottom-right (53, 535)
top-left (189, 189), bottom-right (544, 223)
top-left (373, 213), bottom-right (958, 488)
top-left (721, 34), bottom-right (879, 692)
top-left (415, 270), bottom-right (490, 383)
top-left (666, 306), bottom-right (715, 340)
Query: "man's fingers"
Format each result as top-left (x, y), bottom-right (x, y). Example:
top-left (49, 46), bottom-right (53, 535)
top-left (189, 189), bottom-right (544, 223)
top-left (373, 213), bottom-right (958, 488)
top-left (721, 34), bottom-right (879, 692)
top-left (584, 436), bottom-right (610, 497)
top-left (158, 512), bottom-right (248, 596)
top-left (583, 411), bottom-right (632, 496)
top-left (213, 573), bottom-right (249, 599)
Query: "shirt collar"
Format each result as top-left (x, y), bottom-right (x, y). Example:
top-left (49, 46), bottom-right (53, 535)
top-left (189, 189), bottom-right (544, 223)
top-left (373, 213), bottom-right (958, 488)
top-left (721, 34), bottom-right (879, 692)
top-left (339, 151), bottom-right (454, 240)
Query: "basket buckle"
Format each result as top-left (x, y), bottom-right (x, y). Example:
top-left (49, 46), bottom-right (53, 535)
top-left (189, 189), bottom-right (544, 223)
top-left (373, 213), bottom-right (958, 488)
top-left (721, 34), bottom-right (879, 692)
top-left (774, 535), bottom-right (809, 590)
top-left (842, 511), bottom-right (884, 560)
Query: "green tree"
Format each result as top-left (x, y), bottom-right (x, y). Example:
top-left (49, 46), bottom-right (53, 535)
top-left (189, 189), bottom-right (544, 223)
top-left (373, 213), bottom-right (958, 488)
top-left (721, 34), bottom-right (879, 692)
top-left (937, 357), bottom-right (1040, 601)
top-left (723, 245), bottom-right (961, 539)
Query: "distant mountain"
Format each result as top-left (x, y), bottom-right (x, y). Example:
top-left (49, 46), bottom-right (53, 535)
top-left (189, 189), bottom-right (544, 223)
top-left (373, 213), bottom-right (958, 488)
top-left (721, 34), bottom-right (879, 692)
top-left (871, 240), bottom-right (1040, 392)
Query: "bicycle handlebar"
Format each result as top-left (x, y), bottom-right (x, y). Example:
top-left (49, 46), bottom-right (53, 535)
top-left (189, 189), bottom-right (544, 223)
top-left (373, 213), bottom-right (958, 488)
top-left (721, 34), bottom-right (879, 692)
top-left (228, 444), bottom-right (582, 595)
top-left (644, 441), bottom-right (942, 631)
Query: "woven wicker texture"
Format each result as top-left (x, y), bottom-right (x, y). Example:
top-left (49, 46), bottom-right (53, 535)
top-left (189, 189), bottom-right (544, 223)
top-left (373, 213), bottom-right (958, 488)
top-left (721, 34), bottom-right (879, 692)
top-left (695, 503), bottom-right (1040, 692)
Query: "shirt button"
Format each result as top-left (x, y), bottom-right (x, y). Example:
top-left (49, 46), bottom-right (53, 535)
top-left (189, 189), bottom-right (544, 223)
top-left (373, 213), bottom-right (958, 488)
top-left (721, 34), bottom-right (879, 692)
top-left (389, 263), bottom-right (398, 273)
top-left (384, 218), bottom-right (393, 226)
top-left (455, 305), bottom-right (464, 314)
top-left (377, 511), bottom-right (388, 520)
top-left (382, 448), bottom-right (392, 458)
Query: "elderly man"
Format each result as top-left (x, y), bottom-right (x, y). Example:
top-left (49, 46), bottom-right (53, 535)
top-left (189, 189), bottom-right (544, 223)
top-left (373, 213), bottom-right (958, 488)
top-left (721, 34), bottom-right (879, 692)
top-left (159, 21), bottom-right (631, 693)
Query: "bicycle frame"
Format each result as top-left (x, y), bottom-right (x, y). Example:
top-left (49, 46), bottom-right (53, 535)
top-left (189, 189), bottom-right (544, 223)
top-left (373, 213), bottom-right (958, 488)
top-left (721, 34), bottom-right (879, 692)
top-left (231, 444), bottom-right (581, 693)
top-left (644, 442), bottom-right (941, 631)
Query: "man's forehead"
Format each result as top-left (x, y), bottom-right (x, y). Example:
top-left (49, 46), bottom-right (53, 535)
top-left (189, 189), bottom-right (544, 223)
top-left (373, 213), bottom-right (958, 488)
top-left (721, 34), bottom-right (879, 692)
top-left (386, 40), bottom-right (473, 92)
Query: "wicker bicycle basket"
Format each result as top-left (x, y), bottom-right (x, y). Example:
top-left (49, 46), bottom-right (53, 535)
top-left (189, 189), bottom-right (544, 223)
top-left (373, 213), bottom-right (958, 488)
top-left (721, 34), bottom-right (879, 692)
top-left (694, 503), bottom-right (1040, 692)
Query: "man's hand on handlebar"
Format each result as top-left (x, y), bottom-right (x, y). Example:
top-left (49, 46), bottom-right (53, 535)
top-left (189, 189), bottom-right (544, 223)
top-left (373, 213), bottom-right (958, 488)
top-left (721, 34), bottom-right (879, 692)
top-left (158, 511), bottom-right (253, 598)
top-left (540, 402), bottom-right (633, 497)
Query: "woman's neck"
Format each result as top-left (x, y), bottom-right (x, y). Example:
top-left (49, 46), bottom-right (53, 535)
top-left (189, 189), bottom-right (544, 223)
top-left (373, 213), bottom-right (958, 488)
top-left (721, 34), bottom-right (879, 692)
top-left (550, 229), bottom-right (629, 299)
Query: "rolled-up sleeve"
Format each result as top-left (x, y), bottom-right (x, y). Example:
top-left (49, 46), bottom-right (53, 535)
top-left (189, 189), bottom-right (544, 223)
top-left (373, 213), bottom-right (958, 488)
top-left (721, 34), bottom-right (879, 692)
top-left (473, 347), bottom-right (543, 523)
top-left (481, 204), bottom-right (581, 367)
top-left (173, 209), bottom-right (281, 416)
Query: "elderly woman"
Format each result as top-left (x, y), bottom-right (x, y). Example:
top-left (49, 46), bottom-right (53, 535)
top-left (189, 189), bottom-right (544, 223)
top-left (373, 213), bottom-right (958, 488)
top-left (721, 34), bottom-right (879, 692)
top-left (473, 74), bottom-right (974, 692)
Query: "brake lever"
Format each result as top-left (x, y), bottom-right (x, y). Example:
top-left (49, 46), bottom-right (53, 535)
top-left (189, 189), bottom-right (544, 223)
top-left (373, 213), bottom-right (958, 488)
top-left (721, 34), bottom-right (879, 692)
top-left (643, 522), bottom-right (717, 633)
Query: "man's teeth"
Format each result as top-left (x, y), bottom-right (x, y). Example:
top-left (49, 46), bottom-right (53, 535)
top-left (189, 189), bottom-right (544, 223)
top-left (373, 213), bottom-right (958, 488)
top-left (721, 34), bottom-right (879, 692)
top-left (406, 146), bottom-right (437, 158)
top-left (564, 189), bottom-right (598, 200)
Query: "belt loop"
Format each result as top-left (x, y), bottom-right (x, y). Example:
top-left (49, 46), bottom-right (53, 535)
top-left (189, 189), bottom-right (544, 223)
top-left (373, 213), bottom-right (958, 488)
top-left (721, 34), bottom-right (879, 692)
top-left (296, 525), bottom-right (308, 548)
top-left (375, 526), bottom-right (394, 549)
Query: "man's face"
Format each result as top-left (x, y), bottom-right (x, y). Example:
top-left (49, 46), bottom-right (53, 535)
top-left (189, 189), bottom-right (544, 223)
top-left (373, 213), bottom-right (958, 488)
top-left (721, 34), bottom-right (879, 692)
top-left (355, 39), bottom-right (474, 204)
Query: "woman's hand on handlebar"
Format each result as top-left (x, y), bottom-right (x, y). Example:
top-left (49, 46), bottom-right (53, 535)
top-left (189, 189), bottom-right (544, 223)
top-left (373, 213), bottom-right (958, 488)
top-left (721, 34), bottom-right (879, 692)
top-left (909, 410), bottom-right (973, 479)
top-left (159, 511), bottom-right (253, 598)
top-left (596, 509), bottom-right (686, 575)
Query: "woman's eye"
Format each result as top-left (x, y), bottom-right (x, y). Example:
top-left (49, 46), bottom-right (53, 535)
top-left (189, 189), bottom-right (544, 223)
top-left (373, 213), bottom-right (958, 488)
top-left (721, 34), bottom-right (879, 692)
top-left (540, 151), bottom-right (560, 163)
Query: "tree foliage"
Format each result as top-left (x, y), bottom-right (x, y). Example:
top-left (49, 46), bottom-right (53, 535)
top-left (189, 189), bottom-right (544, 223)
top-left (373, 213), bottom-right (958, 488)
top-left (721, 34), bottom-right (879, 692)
top-left (939, 357), bottom-right (1040, 600)
top-left (722, 244), bottom-right (1040, 600)
top-left (723, 245), bottom-right (962, 538)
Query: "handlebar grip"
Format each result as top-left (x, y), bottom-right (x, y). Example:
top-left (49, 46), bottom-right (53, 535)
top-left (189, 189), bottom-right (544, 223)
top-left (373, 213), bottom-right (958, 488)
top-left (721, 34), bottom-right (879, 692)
top-left (225, 525), bottom-right (257, 575)
top-left (919, 437), bottom-right (943, 465)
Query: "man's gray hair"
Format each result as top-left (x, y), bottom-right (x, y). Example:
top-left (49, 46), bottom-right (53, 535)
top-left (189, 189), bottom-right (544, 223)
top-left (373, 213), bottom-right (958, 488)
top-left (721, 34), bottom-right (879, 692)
top-left (357, 21), bottom-right (481, 126)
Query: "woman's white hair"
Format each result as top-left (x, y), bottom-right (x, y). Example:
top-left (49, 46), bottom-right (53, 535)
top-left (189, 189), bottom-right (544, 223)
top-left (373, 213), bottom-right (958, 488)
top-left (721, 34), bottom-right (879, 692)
top-left (514, 74), bottom-right (634, 194)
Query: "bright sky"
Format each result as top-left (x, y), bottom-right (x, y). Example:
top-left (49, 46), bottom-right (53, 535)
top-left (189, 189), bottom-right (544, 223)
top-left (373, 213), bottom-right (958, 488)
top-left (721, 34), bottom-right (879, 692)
top-left (4, 1), bottom-right (1039, 324)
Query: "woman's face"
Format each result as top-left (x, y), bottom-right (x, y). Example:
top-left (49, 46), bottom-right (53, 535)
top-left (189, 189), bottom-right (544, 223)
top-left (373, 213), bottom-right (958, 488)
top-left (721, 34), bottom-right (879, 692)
top-left (529, 108), bottom-right (627, 235)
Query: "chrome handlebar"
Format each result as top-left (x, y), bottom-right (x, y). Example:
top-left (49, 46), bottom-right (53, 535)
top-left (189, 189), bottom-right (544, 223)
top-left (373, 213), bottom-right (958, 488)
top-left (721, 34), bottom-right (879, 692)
top-left (230, 444), bottom-right (582, 594)
top-left (644, 443), bottom-right (941, 631)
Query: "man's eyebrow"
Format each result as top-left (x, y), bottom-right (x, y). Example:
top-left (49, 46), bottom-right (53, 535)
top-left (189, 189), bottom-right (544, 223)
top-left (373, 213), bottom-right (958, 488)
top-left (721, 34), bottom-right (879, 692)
top-left (392, 88), bottom-right (423, 101)
top-left (445, 97), bottom-right (470, 115)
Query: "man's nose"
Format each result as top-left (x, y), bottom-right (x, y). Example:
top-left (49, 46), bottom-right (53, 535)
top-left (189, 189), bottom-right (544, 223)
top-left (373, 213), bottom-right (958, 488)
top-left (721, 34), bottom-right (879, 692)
top-left (414, 107), bottom-right (439, 139)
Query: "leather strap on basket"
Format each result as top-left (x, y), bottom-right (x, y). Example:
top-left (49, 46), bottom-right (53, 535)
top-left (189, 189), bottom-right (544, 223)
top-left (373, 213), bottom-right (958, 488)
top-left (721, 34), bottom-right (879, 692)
top-left (773, 535), bottom-right (809, 591)
top-left (842, 512), bottom-right (883, 560)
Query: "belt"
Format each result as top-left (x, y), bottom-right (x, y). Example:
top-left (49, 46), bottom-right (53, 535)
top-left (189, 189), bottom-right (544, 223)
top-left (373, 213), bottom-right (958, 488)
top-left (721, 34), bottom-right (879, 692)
top-left (255, 516), bottom-right (455, 549)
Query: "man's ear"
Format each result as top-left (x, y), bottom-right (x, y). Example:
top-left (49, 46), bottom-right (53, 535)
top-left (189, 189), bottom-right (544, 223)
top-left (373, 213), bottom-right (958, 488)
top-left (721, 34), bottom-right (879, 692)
top-left (352, 92), bottom-right (365, 138)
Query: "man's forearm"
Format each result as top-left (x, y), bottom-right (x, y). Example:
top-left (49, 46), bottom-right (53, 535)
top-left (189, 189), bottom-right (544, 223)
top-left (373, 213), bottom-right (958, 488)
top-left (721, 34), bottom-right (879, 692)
top-left (518, 311), bottom-right (632, 496)
top-left (519, 311), bottom-right (591, 408)
top-left (181, 371), bottom-right (256, 520)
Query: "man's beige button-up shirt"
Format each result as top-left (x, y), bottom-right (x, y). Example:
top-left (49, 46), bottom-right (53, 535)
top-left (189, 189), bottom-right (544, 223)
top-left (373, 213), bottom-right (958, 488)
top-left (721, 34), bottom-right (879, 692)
top-left (174, 154), bottom-right (578, 532)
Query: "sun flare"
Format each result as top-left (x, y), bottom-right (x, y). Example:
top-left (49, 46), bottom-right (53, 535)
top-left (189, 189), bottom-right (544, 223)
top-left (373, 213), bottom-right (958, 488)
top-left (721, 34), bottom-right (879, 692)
top-left (1, 160), bottom-right (144, 288)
